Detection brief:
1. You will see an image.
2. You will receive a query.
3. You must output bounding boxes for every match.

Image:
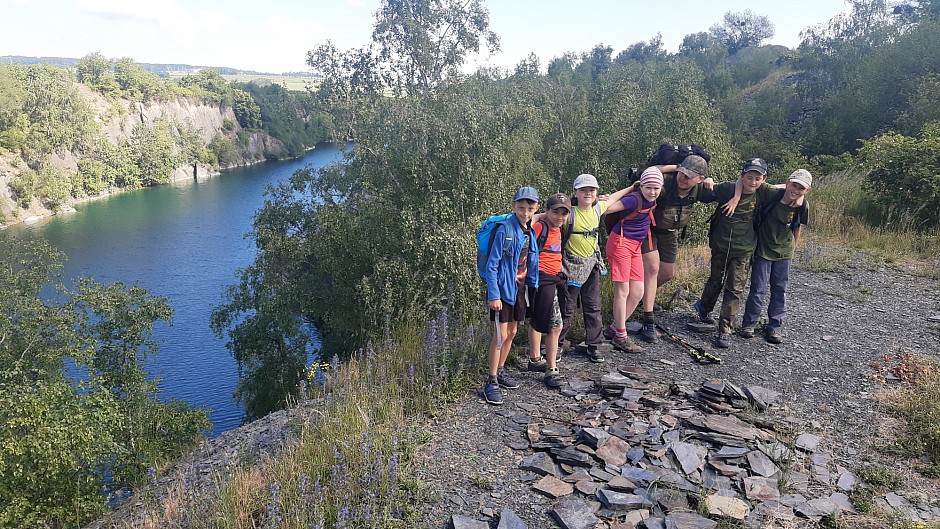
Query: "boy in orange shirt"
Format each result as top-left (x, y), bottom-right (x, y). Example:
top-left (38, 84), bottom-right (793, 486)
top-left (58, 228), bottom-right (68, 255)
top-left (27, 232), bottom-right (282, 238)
top-left (526, 193), bottom-right (571, 388)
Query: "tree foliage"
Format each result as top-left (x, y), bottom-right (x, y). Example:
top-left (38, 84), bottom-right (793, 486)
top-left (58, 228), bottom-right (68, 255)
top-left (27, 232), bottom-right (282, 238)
top-left (0, 239), bottom-right (208, 528)
top-left (858, 122), bottom-right (940, 228)
top-left (709, 10), bottom-right (776, 54)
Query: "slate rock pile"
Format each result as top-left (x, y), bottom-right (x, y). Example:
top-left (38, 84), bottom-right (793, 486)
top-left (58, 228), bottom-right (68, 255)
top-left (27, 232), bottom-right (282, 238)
top-left (451, 367), bottom-right (939, 528)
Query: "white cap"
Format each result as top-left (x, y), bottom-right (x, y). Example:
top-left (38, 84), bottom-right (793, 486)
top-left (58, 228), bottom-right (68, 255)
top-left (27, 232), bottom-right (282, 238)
top-left (573, 173), bottom-right (599, 189)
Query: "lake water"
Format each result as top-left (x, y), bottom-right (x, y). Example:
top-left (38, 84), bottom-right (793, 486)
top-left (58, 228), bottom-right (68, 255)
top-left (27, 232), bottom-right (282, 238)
top-left (1, 143), bottom-right (347, 435)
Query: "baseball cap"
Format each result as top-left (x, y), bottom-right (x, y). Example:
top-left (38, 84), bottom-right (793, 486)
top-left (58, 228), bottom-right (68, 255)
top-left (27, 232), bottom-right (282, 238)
top-left (742, 158), bottom-right (768, 175)
top-left (788, 169), bottom-right (813, 189)
top-left (546, 192), bottom-right (571, 212)
top-left (513, 186), bottom-right (540, 203)
top-left (573, 173), bottom-right (599, 190)
top-left (677, 155), bottom-right (708, 178)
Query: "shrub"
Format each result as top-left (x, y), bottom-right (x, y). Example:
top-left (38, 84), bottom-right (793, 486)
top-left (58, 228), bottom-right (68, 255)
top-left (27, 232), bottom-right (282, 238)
top-left (858, 122), bottom-right (940, 229)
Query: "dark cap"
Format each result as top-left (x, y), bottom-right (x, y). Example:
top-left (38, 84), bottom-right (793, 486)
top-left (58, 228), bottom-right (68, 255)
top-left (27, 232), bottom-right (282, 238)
top-left (678, 155), bottom-right (708, 178)
top-left (742, 158), bottom-right (768, 175)
top-left (546, 192), bottom-right (571, 212)
top-left (513, 186), bottom-right (540, 203)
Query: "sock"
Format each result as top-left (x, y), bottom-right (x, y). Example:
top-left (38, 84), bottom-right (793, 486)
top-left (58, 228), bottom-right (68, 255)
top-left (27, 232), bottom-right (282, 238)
top-left (616, 327), bottom-right (627, 339)
top-left (487, 375), bottom-right (498, 385)
top-left (643, 311), bottom-right (654, 323)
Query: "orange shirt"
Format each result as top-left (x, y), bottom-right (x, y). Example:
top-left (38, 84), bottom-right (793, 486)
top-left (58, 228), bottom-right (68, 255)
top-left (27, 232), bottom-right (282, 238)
top-left (533, 221), bottom-right (562, 276)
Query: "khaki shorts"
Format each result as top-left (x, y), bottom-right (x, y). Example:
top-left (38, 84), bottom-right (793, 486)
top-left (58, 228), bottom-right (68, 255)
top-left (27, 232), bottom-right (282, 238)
top-left (641, 229), bottom-right (679, 264)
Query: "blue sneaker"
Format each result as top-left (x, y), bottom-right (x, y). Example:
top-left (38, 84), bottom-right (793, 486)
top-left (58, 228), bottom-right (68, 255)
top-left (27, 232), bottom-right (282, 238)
top-left (496, 369), bottom-right (520, 389)
top-left (482, 383), bottom-right (503, 405)
top-left (694, 300), bottom-right (716, 325)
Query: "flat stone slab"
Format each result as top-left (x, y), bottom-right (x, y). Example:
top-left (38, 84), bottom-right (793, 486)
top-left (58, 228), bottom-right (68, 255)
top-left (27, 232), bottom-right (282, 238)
top-left (795, 497), bottom-right (838, 517)
top-left (744, 476), bottom-right (781, 501)
top-left (701, 415), bottom-right (766, 441)
top-left (518, 452), bottom-right (556, 476)
top-left (705, 494), bottom-right (750, 520)
top-left (795, 433), bottom-right (821, 452)
top-left (837, 471), bottom-right (857, 491)
top-left (551, 498), bottom-right (600, 529)
top-left (452, 514), bottom-right (489, 529)
top-left (664, 511), bottom-right (718, 529)
top-left (533, 475), bottom-right (574, 499)
top-left (829, 492), bottom-right (858, 514)
top-left (496, 508), bottom-right (527, 529)
top-left (671, 442), bottom-right (707, 475)
top-left (746, 450), bottom-right (780, 477)
top-left (596, 435), bottom-right (630, 467)
top-left (596, 489), bottom-right (649, 510)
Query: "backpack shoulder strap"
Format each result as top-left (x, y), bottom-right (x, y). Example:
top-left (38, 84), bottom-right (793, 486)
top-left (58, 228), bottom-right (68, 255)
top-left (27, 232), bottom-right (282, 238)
top-left (535, 219), bottom-right (550, 251)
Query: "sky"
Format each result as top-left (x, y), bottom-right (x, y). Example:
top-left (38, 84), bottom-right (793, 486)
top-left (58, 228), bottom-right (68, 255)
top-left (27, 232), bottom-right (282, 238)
top-left (0, 0), bottom-right (852, 74)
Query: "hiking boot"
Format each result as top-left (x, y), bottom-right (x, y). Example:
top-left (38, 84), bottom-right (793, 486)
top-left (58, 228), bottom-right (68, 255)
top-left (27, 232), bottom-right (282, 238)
top-left (482, 383), bottom-right (503, 405)
top-left (602, 324), bottom-right (616, 341)
top-left (527, 355), bottom-right (548, 372)
top-left (612, 334), bottom-right (643, 354)
top-left (715, 332), bottom-right (732, 349)
top-left (737, 327), bottom-right (756, 339)
top-left (586, 347), bottom-right (605, 363)
top-left (544, 368), bottom-right (564, 388)
top-left (765, 329), bottom-right (783, 344)
top-left (496, 369), bottom-right (520, 389)
top-left (558, 340), bottom-right (569, 357)
top-left (640, 322), bottom-right (659, 344)
top-left (694, 300), bottom-right (716, 325)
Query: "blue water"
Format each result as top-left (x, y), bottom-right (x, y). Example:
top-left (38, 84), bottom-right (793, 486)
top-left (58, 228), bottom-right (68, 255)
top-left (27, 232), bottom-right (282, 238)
top-left (1, 144), bottom-right (347, 435)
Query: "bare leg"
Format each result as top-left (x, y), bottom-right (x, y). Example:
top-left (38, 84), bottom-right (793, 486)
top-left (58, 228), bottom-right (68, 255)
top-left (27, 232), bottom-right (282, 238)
top-left (612, 281), bottom-right (630, 330)
top-left (641, 251), bottom-right (660, 313)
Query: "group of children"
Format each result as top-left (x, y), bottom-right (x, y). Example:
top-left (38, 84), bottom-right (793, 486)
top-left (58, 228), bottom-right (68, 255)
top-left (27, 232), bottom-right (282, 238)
top-left (480, 156), bottom-right (812, 405)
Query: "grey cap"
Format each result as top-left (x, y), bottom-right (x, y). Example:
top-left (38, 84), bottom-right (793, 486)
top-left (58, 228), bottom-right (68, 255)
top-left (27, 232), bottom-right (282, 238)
top-left (677, 155), bottom-right (708, 178)
top-left (573, 173), bottom-right (599, 189)
top-left (513, 186), bottom-right (540, 203)
top-left (788, 169), bottom-right (813, 188)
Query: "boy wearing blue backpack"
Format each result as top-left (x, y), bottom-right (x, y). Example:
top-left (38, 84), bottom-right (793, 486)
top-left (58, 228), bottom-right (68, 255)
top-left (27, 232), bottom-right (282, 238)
top-left (479, 186), bottom-right (540, 405)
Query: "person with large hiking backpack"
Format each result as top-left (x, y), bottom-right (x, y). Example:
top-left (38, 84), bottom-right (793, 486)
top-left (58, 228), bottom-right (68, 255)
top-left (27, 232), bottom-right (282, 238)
top-left (633, 154), bottom-right (714, 344)
top-left (693, 158), bottom-right (780, 349)
top-left (601, 167), bottom-right (663, 354)
top-left (558, 174), bottom-right (634, 364)
top-left (737, 169), bottom-right (812, 344)
top-left (478, 186), bottom-right (540, 405)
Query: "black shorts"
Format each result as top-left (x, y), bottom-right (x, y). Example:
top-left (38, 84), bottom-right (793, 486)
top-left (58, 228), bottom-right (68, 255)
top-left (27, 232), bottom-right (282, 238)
top-left (490, 283), bottom-right (528, 323)
top-left (526, 272), bottom-right (565, 334)
top-left (640, 229), bottom-right (680, 264)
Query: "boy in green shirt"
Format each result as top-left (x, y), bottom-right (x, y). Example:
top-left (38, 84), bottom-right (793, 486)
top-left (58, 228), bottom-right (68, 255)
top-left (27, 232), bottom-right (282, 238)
top-left (694, 158), bottom-right (778, 348)
top-left (739, 169), bottom-right (811, 344)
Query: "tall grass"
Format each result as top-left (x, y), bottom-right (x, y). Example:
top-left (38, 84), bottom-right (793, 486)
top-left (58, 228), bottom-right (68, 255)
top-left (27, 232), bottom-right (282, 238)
top-left (129, 307), bottom-right (487, 529)
top-left (809, 169), bottom-right (940, 272)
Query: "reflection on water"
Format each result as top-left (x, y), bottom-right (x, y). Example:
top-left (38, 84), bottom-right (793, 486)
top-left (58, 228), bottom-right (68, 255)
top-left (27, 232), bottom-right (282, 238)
top-left (1, 144), bottom-right (347, 435)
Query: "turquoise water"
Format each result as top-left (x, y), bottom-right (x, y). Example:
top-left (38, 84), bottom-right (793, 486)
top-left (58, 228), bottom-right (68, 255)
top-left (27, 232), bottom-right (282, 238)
top-left (2, 144), bottom-right (347, 435)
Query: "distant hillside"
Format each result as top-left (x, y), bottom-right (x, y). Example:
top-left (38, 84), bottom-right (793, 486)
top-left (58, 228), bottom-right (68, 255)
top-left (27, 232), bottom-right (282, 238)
top-left (0, 54), bottom-right (317, 78)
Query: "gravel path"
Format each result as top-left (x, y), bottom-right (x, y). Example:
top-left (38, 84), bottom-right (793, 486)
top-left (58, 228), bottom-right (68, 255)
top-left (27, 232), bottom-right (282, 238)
top-left (411, 246), bottom-right (940, 528)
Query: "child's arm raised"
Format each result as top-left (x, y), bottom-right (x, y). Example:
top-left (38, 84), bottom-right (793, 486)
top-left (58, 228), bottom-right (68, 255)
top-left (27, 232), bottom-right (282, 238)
top-left (604, 187), bottom-right (637, 214)
top-left (721, 177), bottom-right (744, 216)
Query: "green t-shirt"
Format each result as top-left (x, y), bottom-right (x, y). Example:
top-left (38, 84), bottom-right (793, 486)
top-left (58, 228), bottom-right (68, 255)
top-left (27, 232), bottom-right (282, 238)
top-left (756, 196), bottom-right (810, 261)
top-left (707, 182), bottom-right (778, 257)
top-left (565, 202), bottom-right (609, 257)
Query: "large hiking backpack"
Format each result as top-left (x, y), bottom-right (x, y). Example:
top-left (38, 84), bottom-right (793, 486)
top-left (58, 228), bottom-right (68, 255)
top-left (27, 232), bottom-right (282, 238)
top-left (476, 214), bottom-right (514, 278)
top-left (603, 191), bottom-right (656, 235)
top-left (647, 143), bottom-right (712, 167)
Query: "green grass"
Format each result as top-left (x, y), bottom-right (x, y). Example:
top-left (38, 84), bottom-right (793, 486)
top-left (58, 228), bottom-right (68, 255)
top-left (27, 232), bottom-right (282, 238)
top-left (131, 309), bottom-right (488, 528)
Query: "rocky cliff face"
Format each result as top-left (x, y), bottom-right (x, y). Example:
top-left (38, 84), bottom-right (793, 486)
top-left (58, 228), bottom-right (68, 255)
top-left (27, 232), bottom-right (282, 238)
top-left (0, 88), bottom-right (287, 228)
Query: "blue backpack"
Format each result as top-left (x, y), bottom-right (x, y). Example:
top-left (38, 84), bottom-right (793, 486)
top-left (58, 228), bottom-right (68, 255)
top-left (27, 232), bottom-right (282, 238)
top-left (476, 214), bottom-right (513, 278)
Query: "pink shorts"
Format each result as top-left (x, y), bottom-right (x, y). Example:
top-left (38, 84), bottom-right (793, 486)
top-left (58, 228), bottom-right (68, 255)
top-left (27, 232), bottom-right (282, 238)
top-left (606, 232), bottom-right (644, 283)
